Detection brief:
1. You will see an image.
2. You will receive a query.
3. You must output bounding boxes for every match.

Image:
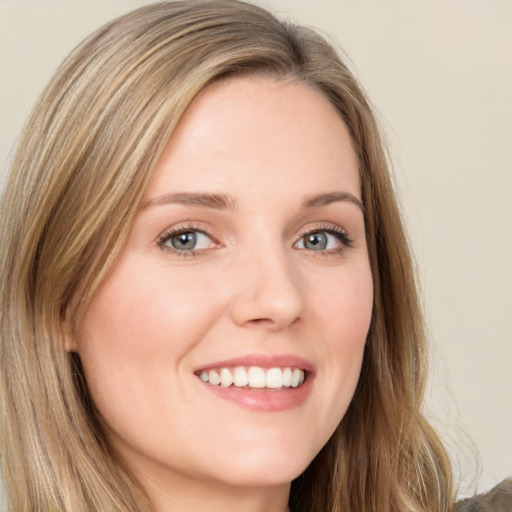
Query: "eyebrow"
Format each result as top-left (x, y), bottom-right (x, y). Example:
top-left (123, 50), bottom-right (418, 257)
top-left (302, 191), bottom-right (364, 212)
top-left (142, 192), bottom-right (237, 210)
top-left (142, 190), bottom-right (363, 212)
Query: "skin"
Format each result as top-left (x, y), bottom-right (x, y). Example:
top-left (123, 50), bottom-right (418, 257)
top-left (67, 76), bottom-right (374, 512)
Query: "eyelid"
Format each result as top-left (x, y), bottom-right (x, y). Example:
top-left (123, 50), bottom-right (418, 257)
top-left (294, 223), bottom-right (353, 253)
top-left (156, 222), bottom-right (221, 256)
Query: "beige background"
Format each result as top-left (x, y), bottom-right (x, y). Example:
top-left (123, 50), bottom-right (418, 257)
top-left (1, 0), bottom-right (510, 497)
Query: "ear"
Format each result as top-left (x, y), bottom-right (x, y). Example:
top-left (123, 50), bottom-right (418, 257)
top-left (61, 307), bottom-right (79, 353)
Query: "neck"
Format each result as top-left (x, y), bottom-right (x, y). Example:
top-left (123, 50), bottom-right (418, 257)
top-left (137, 467), bottom-right (291, 512)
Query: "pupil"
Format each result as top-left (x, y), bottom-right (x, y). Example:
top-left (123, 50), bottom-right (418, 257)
top-left (172, 232), bottom-right (196, 250)
top-left (306, 232), bottom-right (327, 250)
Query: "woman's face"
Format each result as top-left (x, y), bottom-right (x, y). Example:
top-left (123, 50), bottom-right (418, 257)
top-left (68, 76), bottom-right (373, 497)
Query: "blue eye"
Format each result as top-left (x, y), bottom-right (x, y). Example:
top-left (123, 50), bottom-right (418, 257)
top-left (159, 229), bottom-right (214, 252)
top-left (295, 229), bottom-right (351, 252)
top-left (302, 232), bottom-right (329, 250)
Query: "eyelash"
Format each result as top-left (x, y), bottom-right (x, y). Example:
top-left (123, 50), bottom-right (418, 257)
top-left (156, 223), bottom-right (353, 258)
top-left (157, 223), bottom-right (218, 258)
top-left (296, 224), bottom-right (354, 257)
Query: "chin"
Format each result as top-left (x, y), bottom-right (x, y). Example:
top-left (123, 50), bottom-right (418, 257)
top-left (202, 442), bottom-right (317, 488)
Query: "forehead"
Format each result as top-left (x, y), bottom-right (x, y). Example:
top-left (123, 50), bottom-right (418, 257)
top-left (147, 75), bottom-right (360, 202)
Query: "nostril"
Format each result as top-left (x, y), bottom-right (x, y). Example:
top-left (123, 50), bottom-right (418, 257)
top-left (250, 318), bottom-right (271, 324)
top-left (247, 318), bottom-right (276, 328)
top-left (246, 317), bottom-right (301, 329)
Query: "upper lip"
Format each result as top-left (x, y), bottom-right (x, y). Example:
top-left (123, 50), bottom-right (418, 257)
top-left (194, 353), bottom-right (315, 373)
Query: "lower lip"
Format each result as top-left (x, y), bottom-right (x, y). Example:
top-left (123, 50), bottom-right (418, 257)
top-left (199, 375), bottom-right (314, 412)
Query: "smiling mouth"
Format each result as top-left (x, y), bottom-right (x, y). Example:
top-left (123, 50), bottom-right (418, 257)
top-left (196, 366), bottom-right (306, 390)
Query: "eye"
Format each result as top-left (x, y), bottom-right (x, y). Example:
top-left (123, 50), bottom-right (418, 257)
top-left (158, 228), bottom-right (216, 254)
top-left (295, 228), bottom-right (352, 253)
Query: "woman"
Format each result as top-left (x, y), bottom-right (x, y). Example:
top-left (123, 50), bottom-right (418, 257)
top-left (0, 1), bottom-right (506, 511)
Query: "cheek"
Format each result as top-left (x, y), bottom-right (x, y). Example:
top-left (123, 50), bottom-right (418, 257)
top-left (314, 259), bottom-right (373, 345)
top-left (73, 257), bottom-right (227, 417)
top-left (309, 261), bottom-right (373, 407)
top-left (79, 257), bottom-right (223, 353)
top-left (333, 268), bottom-right (373, 380)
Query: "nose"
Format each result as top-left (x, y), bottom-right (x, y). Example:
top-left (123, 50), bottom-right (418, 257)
top-left (229, 246), bottom-right (304, 330)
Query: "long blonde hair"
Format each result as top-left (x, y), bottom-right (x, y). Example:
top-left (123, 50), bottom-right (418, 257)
top-left (0, 1), bottom-right (454, 510)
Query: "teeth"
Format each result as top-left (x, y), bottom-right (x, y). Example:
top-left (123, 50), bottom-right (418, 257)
top-left (291, 368), bottom-right (301, 388)
top-left (198, 366), bottom-right (306, 389)
top-left (220, 368), bottom-right (234, 387)
top-left (208, 370), bottom-right (221, 386)
top-left (266, 367), bottom-right (283, 388)
top-left (233, 366), bottom-right (249, 387)
top-left (282, 367), bottom-right (292, 387)
top-left (248, 367), bottom-right (266, 388)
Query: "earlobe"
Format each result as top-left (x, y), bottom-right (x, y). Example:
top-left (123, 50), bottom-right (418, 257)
top-left (63, 332), bottom-right (79, 353)
top-left (61, 308), bottom-right (79, 353)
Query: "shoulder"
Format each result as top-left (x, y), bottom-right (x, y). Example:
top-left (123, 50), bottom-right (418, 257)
top-left (454, 479), bottom-right (512, 512)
